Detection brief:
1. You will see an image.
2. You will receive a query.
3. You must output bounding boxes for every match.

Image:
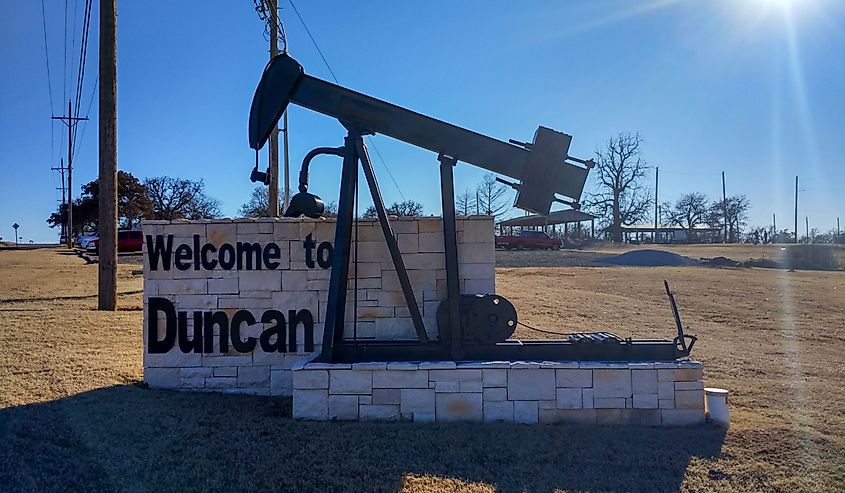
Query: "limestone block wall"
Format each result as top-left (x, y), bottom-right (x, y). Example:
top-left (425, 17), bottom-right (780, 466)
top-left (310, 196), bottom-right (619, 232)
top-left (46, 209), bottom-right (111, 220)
top-left (142, 216), bottom-right (494, 396)
top-left (292, 360), bottom-right (706, 426)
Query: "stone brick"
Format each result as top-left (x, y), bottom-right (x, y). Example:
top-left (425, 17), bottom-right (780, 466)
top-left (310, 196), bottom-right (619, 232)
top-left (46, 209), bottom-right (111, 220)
top-left (582, 388), bottom-right (594, 409)
top-left (675, 381), bottom-right (704, 390)
top-left (661, 409), bottom-right (705, 426)
top-left (675, 390), bottom-right (705, 409)
top-left (359, 404), bottom-right (401, 421)
top-left (397, 233), bottom-right (419, 253)
top-left (658, 381), bottom-right (675, 400)
top-left (460, 381), bottom-right (482, 393)
top-left (293, 389), bottom-right (328, 420)
top-left (513, 401), bottom-right (539, 424)
top-left (329, 370), bottom-right (372, 394)
top-left (484, 401), bottom-right (514, 422)
top-left (434, 381), bottom-right (460, 393)
top-left (429, 369), bottom-right (482, 382)
top-left (274, 221), bottom-right (300, 240)
top-left (270, 369), bottom-right (292, 396)
top-left (144, 348), bottom-right (202, 368)
top-left (593, 369), bottom-right (632, 398)
top-left (400, 389), bottom-right (435, 415)
top-left (659, 399), bottom-right (675, 409)
top-left (633, 394), bottom-right (659, 409)
top-left (556, 388), bottom-right (582, 409)
top-left (157, 279), bottom-right (207, 295)
top-left (483, 388), bottom-right (507, 402)
top-left (418, 361), bottom-right (456, 370)
top-left (463, 279), bottom-right (494, 294)
top-left (180, 376), bottom-right (205, 389)
top-left (372, 370), bottom-right (429, 388)
top-left (205, 377), bottom-right (238, 389)
top-left (539, 409), bottom-right (597, 425)
top-left (213, 367), bottom-right (238, 377)
top-left (293, 370), bottom-right (328, 389)
top-left (631, 370), bottom-right (658, 394)
top-left (418, 232), bottom-right (445, 253)
top-left (413, 413), bottom-right (435, 422)
top-left (281, 270), bottom-right (308, 291)
top-left (507, 369), bottom-right (555, 401)
top-left (207, 278), bottom-right (238, 294)
top-left (674, 368), bottom-right (704, 381)
top-left (202, 354), bottom-right (253, 367)
top-left (555, 369), bottom-right (592, 388)
top-left (436, 393), bottom-right (483, 421)
top-left (329, 395), bottom-right (359, 421)
top-left (483, 369), bottom-right (507, 387)
top-left (594, 397), bottom-right (626, 409)
top-left (181, 367), bottom-right (213, 378)
top-left (145, 367), bottom-right (180, 388)
top-left (238, 366), bottom-right (270, 387)
top-left (372, 388), bottom-right (401, 405)
top-left (175, 294), bottom-right (218, 310)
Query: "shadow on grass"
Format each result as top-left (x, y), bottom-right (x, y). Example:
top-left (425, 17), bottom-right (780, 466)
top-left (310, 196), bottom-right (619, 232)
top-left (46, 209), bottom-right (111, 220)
top-left (0, 385), bottom-right (726, 493)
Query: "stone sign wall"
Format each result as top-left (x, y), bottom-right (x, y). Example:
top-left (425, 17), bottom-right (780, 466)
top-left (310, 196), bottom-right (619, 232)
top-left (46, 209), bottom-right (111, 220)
top-left (142, 216), bottom-right (495, 396)
top-left (292, 360), bottom-right (706, 425)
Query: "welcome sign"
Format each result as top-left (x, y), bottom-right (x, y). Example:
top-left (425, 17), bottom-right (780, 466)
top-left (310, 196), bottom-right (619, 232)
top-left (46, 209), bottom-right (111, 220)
top-left (142, 216), bottom-right (495, 396)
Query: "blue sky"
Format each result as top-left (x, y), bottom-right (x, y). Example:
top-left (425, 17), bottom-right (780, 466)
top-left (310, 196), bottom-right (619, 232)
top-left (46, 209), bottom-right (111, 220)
top-left (1, 0), bottom-right (843, 242)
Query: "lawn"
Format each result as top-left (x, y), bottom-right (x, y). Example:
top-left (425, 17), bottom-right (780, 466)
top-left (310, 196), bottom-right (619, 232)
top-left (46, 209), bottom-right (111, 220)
top-left (1, 247), bottom-right (843, 492)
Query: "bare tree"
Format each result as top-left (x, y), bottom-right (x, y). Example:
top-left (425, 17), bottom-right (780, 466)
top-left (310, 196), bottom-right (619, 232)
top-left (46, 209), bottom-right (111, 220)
top-left (362, 200), bottom-right (424, 218)
top-left (587, 133), bottom-right (651, 242)
top-left (239, 186), bottom-right (270, 218)
top-left (708, 195), bottom-right (750, 243)
top-left (144, 176), bottom-right (222, 220)
top-left (455, 189), bottom-right (474, 216)
top-left (665, 192), bottom-right (709, 238)
top-left (476, 173), bottom-right (508, 216)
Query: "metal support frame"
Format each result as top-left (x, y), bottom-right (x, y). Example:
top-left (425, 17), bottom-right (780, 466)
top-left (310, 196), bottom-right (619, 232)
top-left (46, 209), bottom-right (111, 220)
top-left (437, 154), bottom-right (463, 360)
top-left (317, 127), bottom-right (427, 362)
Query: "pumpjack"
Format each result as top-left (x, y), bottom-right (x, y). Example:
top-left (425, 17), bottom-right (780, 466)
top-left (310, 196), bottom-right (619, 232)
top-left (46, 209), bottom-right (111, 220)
top-left (248, 53), bottom-right (695, 363)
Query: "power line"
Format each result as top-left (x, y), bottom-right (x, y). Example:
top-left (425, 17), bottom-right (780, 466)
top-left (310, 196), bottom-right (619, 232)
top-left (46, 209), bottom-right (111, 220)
top-left (39, 0), bottom-right (55, 115)
top-left (73, 74), bottom-right (99, 157)
top-left (286, 0), bottom-right (406, 201)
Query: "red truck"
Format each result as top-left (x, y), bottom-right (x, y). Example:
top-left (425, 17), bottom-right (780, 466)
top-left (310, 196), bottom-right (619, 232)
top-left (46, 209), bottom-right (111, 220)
top-left (90, 230), bottom-right (144, 253)
top-left (495, 230), bottom-right (562, 250)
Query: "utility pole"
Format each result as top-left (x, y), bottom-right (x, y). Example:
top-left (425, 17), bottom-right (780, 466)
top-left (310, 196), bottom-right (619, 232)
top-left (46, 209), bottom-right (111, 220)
top-left (721, 171), bottom-right (728, 243)
top-left (267, 0), bottom-right (280, 217)
top-left (51, 159), bottom-right (68, 240)
top-left (837, 217), bottom-right (840, 239)
top-left (772, 213), bottom-right (776, 239)
top-left (653, 166), bottom-right (659, 243)
top-left (794, 175), bottom-right (799, 244)
top-left (805, 216), bottom-right (809, 242)
top-left (52, 100), bottom-right (88, 247)
top-left (98, 0), bottom-right (118, 311)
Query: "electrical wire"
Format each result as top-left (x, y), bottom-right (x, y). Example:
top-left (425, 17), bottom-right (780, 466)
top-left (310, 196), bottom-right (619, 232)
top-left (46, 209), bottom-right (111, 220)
top-left (39, 0), bottom-right (55, 115)
top-left (72, 74), bottom-right (98, 158)
top-left (517, 321), bottom-right (571, 337)
top-left (286, 0), bottom-right (406, 201)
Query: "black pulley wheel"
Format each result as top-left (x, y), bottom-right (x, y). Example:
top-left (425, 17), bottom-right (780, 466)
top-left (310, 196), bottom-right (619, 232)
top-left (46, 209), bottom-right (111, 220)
top-left (437, 294), bottom-right (517, 344)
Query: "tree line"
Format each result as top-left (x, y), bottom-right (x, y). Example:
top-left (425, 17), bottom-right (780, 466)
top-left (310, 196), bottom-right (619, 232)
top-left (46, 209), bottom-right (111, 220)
top-left (47, 172), bottom-right (221, 235)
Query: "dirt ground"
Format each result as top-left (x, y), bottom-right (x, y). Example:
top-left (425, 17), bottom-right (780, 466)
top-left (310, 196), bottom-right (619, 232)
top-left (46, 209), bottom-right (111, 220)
top-left (1, 247), bottom-right (843, 492)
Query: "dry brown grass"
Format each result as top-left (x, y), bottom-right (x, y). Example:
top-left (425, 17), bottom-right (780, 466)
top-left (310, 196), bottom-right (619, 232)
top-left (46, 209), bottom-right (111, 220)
top-left (1, 248), bottom-right (844, 492)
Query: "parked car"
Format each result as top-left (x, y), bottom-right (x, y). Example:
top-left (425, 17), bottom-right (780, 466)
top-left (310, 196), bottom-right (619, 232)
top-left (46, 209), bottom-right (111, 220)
top-left (91, 230), bottom-right (143, 253)
top-left (495, 230), bottom-right (562, 250)
top-left (77, 232), bottom-right (98, 249)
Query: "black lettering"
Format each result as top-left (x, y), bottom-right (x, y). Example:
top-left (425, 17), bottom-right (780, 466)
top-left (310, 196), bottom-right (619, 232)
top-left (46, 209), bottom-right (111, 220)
top-left (193, 235), bottom-right (201, 270)
top-left (304, 233), bottom-right (316, 268)
top-left (260, 310), bottom-right (286, 352)
top-left (200, 243), bottom-right (218, 270)
top-left (288, 309), bottom-right (314, 352)
top-left (231, 310), bottom-right (257, 353)
top-left (147, 297), bottom-right (176, 353)
top-left (203, 311), bottom-right (229, 353)
top-left (146, 235), bottom-right (173, 271)
top-left (263, 242), bottom-right (281, 269)
top-left (219, 244), bottom-right (235, 270)
top-left (175, 244), bottom-right (192, 271)
top-left (316, 242), bottom-right (333, 269)
top-left (237, 242), bottom-right (262, 270)
top-left (178, 311), bottom-right (204, 353)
